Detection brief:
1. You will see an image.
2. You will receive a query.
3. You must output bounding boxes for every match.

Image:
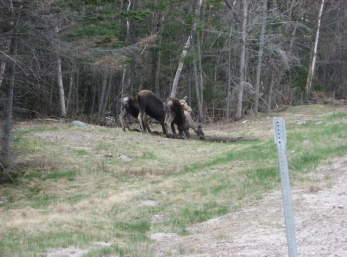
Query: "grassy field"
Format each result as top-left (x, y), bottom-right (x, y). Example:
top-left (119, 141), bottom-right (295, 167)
top-left (1, 104), bottom-right (347, 257)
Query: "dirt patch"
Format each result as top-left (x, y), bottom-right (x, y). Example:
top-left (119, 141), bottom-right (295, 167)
top-left (150, 156), bottom-right (347, 257)
top-left (43, 246), bottom-right (89, 257)
top-left (41, 242), bottom-right (113, 257)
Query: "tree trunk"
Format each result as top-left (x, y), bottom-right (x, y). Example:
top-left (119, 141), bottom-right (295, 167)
top-left (75, 69), bottom-right (80, 115)
top-left (126, 0), bottom-right (137, 93)
top-left (110, 72), bottom-right (117, 119)
top-left (170, 36), bottom-right (191, 98)
top-left (305, 0), bottom-right (325, 101)
top-left (120, 65), bottom-right (127, 96)
top-left (151, 9), bottom-right (164, 95)
top-left (57, 56), bottom-right (66, 117)
top-left (98, 69), bottom-right (108, 122)
top-left (1, 11), bottom-right (19, 167)
top-left (129, 54), bottom-right (136, 93)
top-left (171, 0), bottom-right (203, 99)
top-left (153, 41), bottom-right (161, 94)
top-left (236, 0), bottom-right (248, 120)
top-left (253, 0), bottom-right (267, 114)
top-left (101, 72), bottom-right (112, 117)
top-left (191, 0), bottom-right (201, 113)
top-left (192, 46), bottom-right (203, 121)
top-left (90, 83), bottom-right (96, 116)
top-left (268, 72), bottom-right (274, 113)
top-left (226, 32), bottom-right (232, 121)
top-left (191, 0), bottom-right (204, 122)
top-left (126, 0), bottom-right (132, 44)
top-left (66, 71), bottom-right (74, 117)
top-left (0, 34), bottom-right (11, 88)
top-left (114, 73), bottom-right (122, 122)
top-left (196, 12), bottom-right (204, 122)
top-left (0, 58), bottom-right (8, 88)
top-left (151, 33), bottom-right (162, 94)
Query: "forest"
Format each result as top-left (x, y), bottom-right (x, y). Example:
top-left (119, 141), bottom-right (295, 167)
top-left (1, 0), bottom-right (347, 167)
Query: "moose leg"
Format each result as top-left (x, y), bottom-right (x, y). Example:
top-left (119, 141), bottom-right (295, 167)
top-left (119, 110), bottom-right (128, 131)
top-left (138, 112), bottom-right (146, 132)
top-left (143, 114), bottom-right (152, 133)
top-left (183, 129), bottom-right (192, 140)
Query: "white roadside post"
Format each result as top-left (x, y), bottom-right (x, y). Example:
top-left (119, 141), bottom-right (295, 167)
top-left (273, 117), bottom-right (298, 257)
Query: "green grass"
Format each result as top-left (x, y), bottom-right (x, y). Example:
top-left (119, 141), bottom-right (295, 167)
top-left (114, 219), bottom-right (151, 241)
top-left (75, 149), bottom-right (89, 156)
top-left (0, 229), bottom-right (93, 257)
top-left (1, 105), bottom-right (347, 256)
top-left (42, 170), bottom-right (77, 181)
top-left (183, 140), bottom-right (276, 173)
top-left (179, 200), bottom-right (229, 224)
top-left (325, 111), bottom-right (347, 120)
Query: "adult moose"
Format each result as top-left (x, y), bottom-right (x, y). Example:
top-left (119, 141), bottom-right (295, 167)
top-left (137, 90), bottom-right (190, 139)
top-left (164, 97), bottom-right (192, 139)
top-left (119, 94), bottom-right (150, 132)
top-left (183, 111), bottom-right (205, 140)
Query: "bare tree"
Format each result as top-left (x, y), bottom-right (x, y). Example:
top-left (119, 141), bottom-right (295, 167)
top-left (105, 73), bottom-right (113, 117)
top-left (305, 0), bottom-right (325, 101)
top-left (253, 0), bottom-right (267, 114)
top-left (236, 0), bottom-right (249, 119)
top-left (170, 36), bottom-right (191, 98)
top-left (226, 30), bottom-right (232, 121)
top-left (56, 56), bottom-right (66, 117)
top-left (0, 2), bottom-right (12, 89)
top-left (98, 68), bottom-right (109, 122)
top-left (66, 68), bottom-right (76, 117)
top-left (1, 7), bottom-right (19, 167)
top-left (194, 0), bottom-right (204, 122)
top-left (152, 15), bottom-right (165, 94)
top-left (171, 0), bottom-right (204, 123)
top-left (0, 43), bottom-right (9, 88)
